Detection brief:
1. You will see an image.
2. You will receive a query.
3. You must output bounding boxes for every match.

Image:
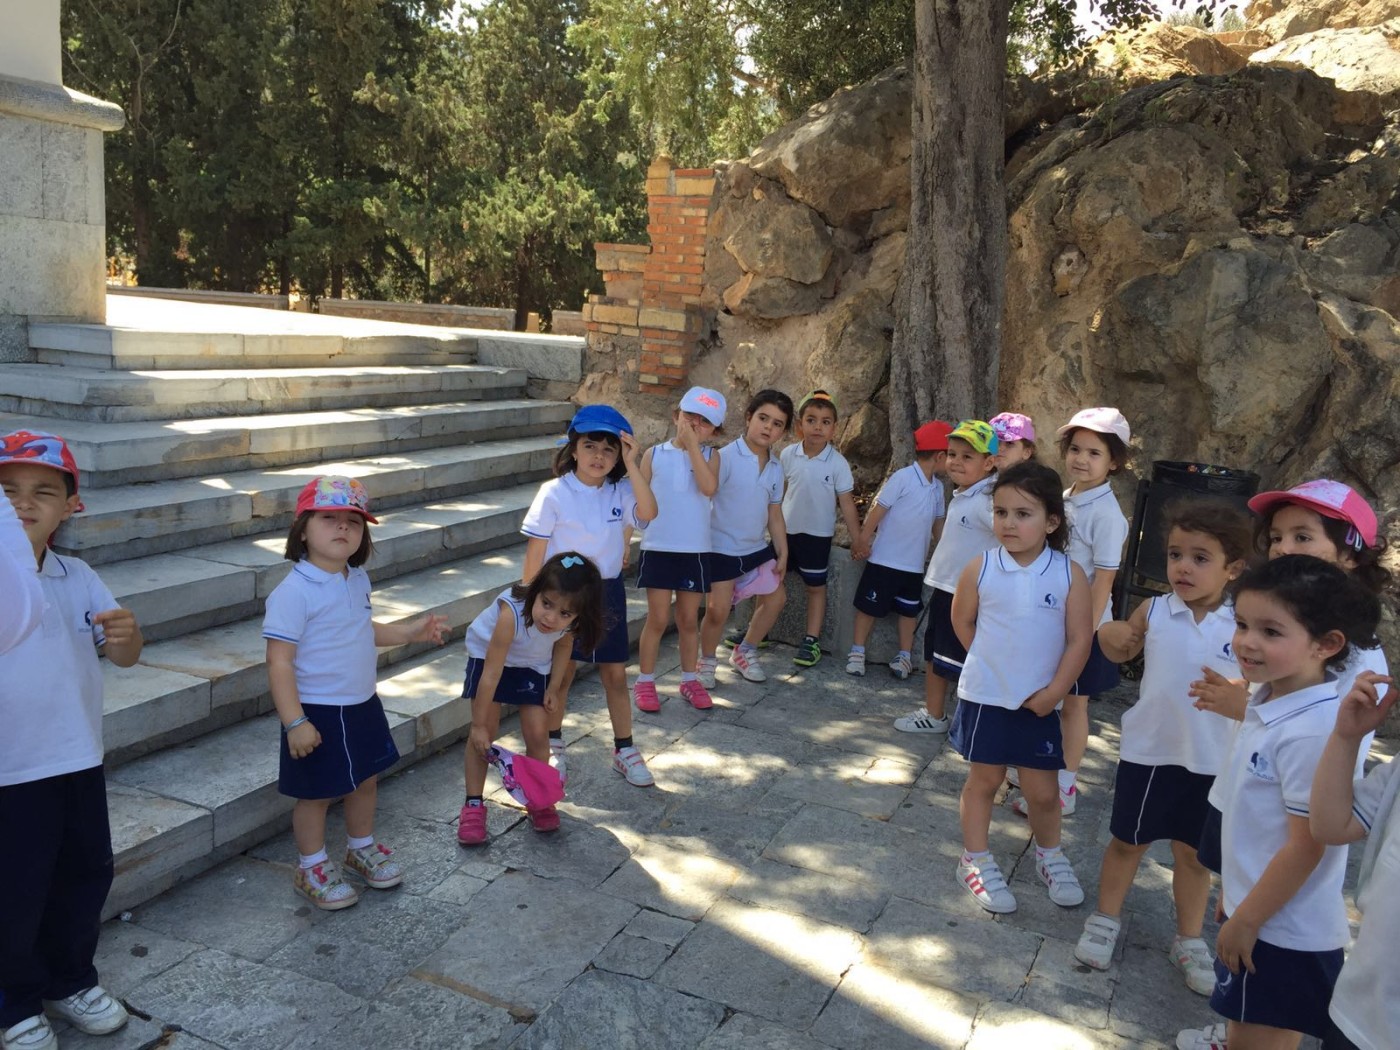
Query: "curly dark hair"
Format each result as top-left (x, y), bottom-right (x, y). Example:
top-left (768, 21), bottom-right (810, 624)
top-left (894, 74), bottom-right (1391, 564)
top-left (510, 551), bottom-right (605, 652)
top-left (1232, 554), bottom-right (1381, 669)
top-left (1163, 500), bottom-right (1254, 565)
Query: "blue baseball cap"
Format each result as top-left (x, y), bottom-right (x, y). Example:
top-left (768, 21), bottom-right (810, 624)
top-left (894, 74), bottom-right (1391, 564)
top-left (567, 404), bottom-right (633, 438)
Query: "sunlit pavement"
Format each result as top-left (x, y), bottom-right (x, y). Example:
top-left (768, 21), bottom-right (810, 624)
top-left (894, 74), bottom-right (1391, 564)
top-left (71, 639), bottom-right (1329, 1050)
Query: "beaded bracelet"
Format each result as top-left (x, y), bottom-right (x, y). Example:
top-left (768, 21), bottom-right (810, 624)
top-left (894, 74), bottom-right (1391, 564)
top-left (282, 715), bottom-right (310, 733)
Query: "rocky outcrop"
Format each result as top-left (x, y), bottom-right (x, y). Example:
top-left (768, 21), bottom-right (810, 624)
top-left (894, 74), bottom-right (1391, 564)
top-left (1245, 0), bottom-right (1400, 41)
top-left (1086, 23), bottom-right (1249, 85)
top-left (1250, 19), bottom-right (1400, 106)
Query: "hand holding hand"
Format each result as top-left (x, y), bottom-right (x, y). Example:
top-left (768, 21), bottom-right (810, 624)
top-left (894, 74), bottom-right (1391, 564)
top-left (93, 608), bottom-right (139, 646)
top-left (1097, 620), bottom-right (1143, 659)
top-left (1216, 914), bottom-right (1259, 976)
top-left (1190, 667), bottom-right (1248, 720)
top-left (1335, 671), bottom-right (1396, 743)
top-left (286, 720), bottom-right (322, 760)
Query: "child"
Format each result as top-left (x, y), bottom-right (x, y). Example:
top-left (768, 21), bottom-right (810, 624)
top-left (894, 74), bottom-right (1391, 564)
top-left (519, 405), bottom-right (658, 787)
top-left (847, 419), bottom-right (954, 681)
top-left (457, 553), bottom-right (604, 845)
top-left (990, 412), bottom-right (1037, 470)
top-left (634, 387), bottom-right (725, 712)
top-left (0, 491), bottom-right (43, 652)
top-left (1192, 479), bottom-right (1391, 875)
top-left (1022, 407), bottom-right (1130, 816)
top-left (0, 431), bottom-right (144, 1049)
top-left (264, 476), bottom-right (448, 911)
top-left (1310, 669), bottom-right (1399, 1050)
top-left (777, 390), bottom-right (862, 668)
top-left (949, 461), bottom-right (1092, 914)
top-left (892, 419), bottom-right (997, 729)
top-left (1174, 555), bottom-right (1380, 1050)
top-left (698, 389), bottom-right (793, 686)
top-left (1073, 501), bottom-right (1252, 996)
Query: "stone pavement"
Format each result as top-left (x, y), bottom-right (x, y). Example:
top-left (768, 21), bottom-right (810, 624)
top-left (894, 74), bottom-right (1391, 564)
top-left (68, 640), bottom-right (1313, 1050)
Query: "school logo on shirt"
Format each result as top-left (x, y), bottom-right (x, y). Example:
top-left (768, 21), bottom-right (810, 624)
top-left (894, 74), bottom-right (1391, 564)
top-left (1247, 751), bottom-right (1276, 781)
top-left (611, 506), bottom-right (623, 519)
top-left (1041, 593), bottom-right (1060, 610)
top-left (1039, 740), bottom-right (1056, 756)
top-left (1220, 641), bottom-right (1233, 660)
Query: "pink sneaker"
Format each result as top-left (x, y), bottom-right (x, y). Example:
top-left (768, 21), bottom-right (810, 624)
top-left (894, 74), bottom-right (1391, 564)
top-left (529, 805), bottom-right (561, 833)
top-left (634, 679), bottom-right (661, 712)
top-left (679, 679), bottom-right (713, 709)
top-left (457, 803), bottom-right (488, 845)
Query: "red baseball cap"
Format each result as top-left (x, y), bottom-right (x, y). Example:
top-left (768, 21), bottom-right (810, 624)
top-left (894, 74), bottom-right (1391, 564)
top-left (0, 430), bottom-right (84, 512)
top-left (1248, 479), bottom-right (1378, 549)
top-left (914, 420), bottom-right (954, 452)
top-left (294, 476), bottom-right (377, 523)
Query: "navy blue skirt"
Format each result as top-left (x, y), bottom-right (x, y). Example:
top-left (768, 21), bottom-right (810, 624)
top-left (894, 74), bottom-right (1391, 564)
top-left (636, 550), bottom-right (709, 593)
top-left (1109, 760), bottom-right (1214, 846)
top-left (278, 695), bottom-right (399, 800)
top-left (463, 657), bottom-right (550, 706)
top-left (1209, 921), bottom-right (1343, 1038)
top-left (1197, 804), bottom-right (1224, 874)
top-left (706, 544), bottom-right (777, 585)
top-left (1071, 635), bottom-right (1120, 696)
top-left (573, 575), bottom-right (629, 665)
top-left (950, 697), bottom-right (1064, 769)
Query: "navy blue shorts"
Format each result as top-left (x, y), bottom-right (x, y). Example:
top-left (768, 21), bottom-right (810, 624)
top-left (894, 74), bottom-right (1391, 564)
top-left (1197, 804), bottom-right (1224, 874)
top-left (1322, 1016), bottom-right (1363, 1050)
top-left (923, 587), bottom-right (967, 680)
top-left (278, 695), bottom-right (400, 800)
top-left (1071, 634), bottom-right (1120, 696)
top-left (463, 657), bottom-right (550, 706)
top-left (853, 561), bottom-right (923, 619)
top-left (1109, 760), bottom-right (1214, 846)
top-left (636, 549), bottom-right (709, 593)
top-left (950, 697), bottom-right (1065, 770)
top-left (1209, 922), bottom-right (1343, 1038)
top-left (787, 532), bottom-right (834, 586)
top-left (706, 544), bottom-right (776, 586)
top-left (574, 575), bottom-right (630, 664)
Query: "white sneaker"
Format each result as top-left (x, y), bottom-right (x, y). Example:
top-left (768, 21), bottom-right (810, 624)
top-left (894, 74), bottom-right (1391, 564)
top-left (1037, 849), bottom-right (1084, 907)
top-left (893, 708), bottom-right (950, 733)
top-left (697, 656), bottom-right (718, 689)
top-left (1176, 1023), bottom-right (1229, 1050)
top-left (2, 1017), bottom-right (56, 1050)
top-left (43, 986), bottom-right (128, 1036)
top-left (1075, 912), bottom-right (1122, 969)
top-left (957, 854), bottom-right (1017, 914)
top-left (1011, 784), bottom-right (1077, 817)
top-left (1171, 935), bottom-right (1218, 997)
top-left (728, 645), bottom-right (767, 683)
top-left (845, 650), bottom-right (866, 676)
top-left (612, 745), bottom-right (655, 787)
top-left (889, 653), bottom-right (912, 679)
top-left (549, 738), bottom-right (567, 786)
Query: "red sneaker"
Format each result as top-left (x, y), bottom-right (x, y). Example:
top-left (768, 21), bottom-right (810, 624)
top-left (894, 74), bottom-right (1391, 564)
top-left (529, 805), bottom-right (560, 833)
top-left (679, 680), bottom-right (713, 710)
top-left (457, 803), bottom-right (488, 846)
top-left (633, 679), bottom-right (661, 712)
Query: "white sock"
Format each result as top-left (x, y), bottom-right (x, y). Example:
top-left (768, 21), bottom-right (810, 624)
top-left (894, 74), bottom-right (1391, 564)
top-left (897, 650), bottom-right (911, 661)
top-left (962, 849), bottom-right (992, 864)
top-left (850, 645), bottom-right (865, 655)
top-left (738, 642), bottom-right (757, 655)
top-left (1058, 769), bottom-right (1077, 793)
top-left (637, 673), bottom-right (656, 684)
top-left (681, 671), bottom-right (697, 683)
top-left (299, 848), bottom-right (328, 869)
top-left (1035, 842), bottom-right (1062, 862)
top-left (347, 834), bottom-right (374, 851)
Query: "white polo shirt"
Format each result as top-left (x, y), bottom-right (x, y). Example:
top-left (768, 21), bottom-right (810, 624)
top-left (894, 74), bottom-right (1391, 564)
top-left (464, 590), bottom-right (568, 675)
top-left (0, 552), bottom-right (118, 786)
top-left (780, 442), bottom-right (853, 537)
top-left (0, 494), bottom-right (43, 653)
top-left (262, 561), bottom-right (378, 707)
top-left (710, 439), bottom-right (785, 557)
top-left (1119, 594), bottom-right (1240, 774)
top-left (958, 546), bottom-right (1074, 711)
top-left (1064, 482), bottom-right (1129, 624)
top-left (924, 474), bottom-right (995, 590)
top-left (1333, 756), bottom-right (1400, 1049)
top-left (866, 464), bottom-right (945, 574)
top-left (521, 472), bottom-right (644, 580)
top-left (1216, 679), bottom-right (1350, 951)
top-left (640, 442), bottom-right (714, 554)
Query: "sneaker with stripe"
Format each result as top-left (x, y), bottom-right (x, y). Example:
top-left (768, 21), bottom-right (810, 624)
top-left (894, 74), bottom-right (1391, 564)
top-left (1171, 935), bottom-right (1217, 996)
top-left (957, 854), bottom-right (1017, 914)
top-left (1075, 911), bottom-right (1121, 969)
top-left (1175, 1023), bottom-right (1228, 1050)
top-left (893, 708), bottom-right (950, 734)
top-left (1037, 848), bottom-right (1085, 907)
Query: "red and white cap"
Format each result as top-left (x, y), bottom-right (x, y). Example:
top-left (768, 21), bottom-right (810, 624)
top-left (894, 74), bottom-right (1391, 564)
top-left (294, 475), bottom-right (378, 523)
top-left (1057, 407), bottom-right (1131, 445)
top-left (0, 430), bottom-right (84, 512)
top-left (1248, 479), bottom-right (1378, 549)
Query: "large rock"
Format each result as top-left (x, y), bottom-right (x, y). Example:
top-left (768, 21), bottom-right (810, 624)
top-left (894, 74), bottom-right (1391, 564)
top-left (1250, 19), bottom-right (1400, 105)
top-left (721, 183), bottom-right (833, 285)
top-left (1086, 23), bottom-right (1249, 85)
top-left (1246, 0), bottom-right (1400, 41)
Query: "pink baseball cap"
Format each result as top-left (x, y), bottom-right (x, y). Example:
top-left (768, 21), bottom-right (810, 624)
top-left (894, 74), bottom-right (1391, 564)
top-left (1057, 407), bottom-right (1130, 445)
top-left (679, 386), bottom-right (727, 428)
top-left (0, 430), bottom-right (84, 512)
top-left (732, 560), bottom-right (781, 605)
top-left (488, 744), bottom-right (566, 809)
top-left (1248, 479), bottom-right (1378, 549)
top-left (295, 475), bottom-right (378, 523)
top-left (989, 412), bottom-right (1036, 444)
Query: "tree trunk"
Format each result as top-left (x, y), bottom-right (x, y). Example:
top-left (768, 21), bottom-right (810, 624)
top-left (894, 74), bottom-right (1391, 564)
top-left (888, 0), bottom-right (1010, 463)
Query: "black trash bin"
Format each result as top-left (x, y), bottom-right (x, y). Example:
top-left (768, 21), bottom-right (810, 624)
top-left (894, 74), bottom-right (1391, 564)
top-left (1115, 460), bottom-right (1260, 617)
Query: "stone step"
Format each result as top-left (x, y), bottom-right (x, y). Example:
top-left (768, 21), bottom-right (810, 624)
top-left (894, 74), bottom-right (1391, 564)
top-left (0, 362), bottom-right (529, 422)
top-left (0, 397), bottom-right (573, 487)
top-left (102, 483), bottom-right (541, 643)
top-left (103, 582), bottom-right (651, 918)
top-left (52, 435), bottom-right (561, 564)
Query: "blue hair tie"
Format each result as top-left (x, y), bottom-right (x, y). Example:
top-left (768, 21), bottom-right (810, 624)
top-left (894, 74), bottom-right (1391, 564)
top-left (1345, 526), bottom-right (1365, 552)
top-left (561, 555), bottom-right (584, 568)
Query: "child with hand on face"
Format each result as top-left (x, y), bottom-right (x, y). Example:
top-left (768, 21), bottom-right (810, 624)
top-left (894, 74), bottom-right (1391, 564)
top-left (264, 477), bottom-right (448, 911)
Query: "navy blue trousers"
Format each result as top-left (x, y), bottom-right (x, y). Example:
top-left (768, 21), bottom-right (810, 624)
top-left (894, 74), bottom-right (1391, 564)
top-left (0, 767), bottom-right (112, 1027)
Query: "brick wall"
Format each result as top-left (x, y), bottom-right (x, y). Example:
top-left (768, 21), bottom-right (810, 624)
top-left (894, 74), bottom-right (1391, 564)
top-left (582, 156), bottom-right (714, 395)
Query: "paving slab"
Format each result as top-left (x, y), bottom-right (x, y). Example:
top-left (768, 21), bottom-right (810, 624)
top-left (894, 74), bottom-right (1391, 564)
top-left (696, 1012), bottom-right (837, 1050)
top-left (308, 974), bottom-right (518, 1050)
top-left (727, 856), bottom-right (889, 933)
top-left (809, 959), bottom-right (980, 1050)
top-left (513, 969), bottom-right (724, 1049)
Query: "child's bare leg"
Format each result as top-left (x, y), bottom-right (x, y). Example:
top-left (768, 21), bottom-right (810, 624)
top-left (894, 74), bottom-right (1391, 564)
top-left (805, 584), bottom-right (826, 638)
top-left (292, 798), bottom-right (333, 856)
top-left (1094, 836), bottom-right (1152, 916)
top-left (924, 670), bottom-right (950, 719)
top-left (959, 762), bottom-right (1006, 853)
top-left (674, 592), bottom-right (702, 671)
top-left (701, 580), bottom-right (736, 657)
top-left (463, 700), bottom-right (502, 797)
top-left (1170, 840), bottom-right (1213, 938)
top-left (1224, 1021), bottom-right (1303, 1050)
top-left (639, 590), bottom-right (671, 676)
top-left (1061, 694), bottom-right (1089, 780)
top-left (546, 660), bottom-right (578, 733)
top-left (343, 776), bottom-right (379, 839)
top-left (598, 662), bottom-right (632, 739)
top-left (852, 610), bottom-right (876, 649)
top-left (1019, 767), bottom-right (1062, 849)
top-left (519, 706), bottom-right (551, 763)
top-left (746, 587), bottom-right (786, 645)
top-left (896, 613), bottom-right (916, 654)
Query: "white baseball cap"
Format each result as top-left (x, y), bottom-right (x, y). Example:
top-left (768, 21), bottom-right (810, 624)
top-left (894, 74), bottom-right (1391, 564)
top-left (1056, 407), bottom-right (1130, 445)
top-left (679, 386), bottom-right (727, 428)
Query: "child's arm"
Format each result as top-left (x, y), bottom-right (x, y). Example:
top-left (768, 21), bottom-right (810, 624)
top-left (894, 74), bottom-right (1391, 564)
top-left (620, 432), bottom-right (658, 524)
top-left (1088, 568), bottom-right (1117, 628)
top-left (1312, 671), bottom-right (1397, 844)
top-left (522, 537), bottom-right (551, 584)
top-left (468, 602), bottom-right (518, 759)
top-left (94, 608), bottom-right (144, 667)
top-left (267, 638), bottom-right (322, 759)
top-left (621, 525), bottom-right (635, 570)
top-left (1216, 814), bottom-right (1327, 975)
top-left (1190, 667), bottom-right (1249, 721)
top-left (855, 503), bottom-right (887, 563)
top-left (678, 418), bottom-right (719, 497)
top-left (768, 503), bottom-right (788, 581)
top-left (1096, 598), bottom-right (1149, 664)
top-left (1025, 561), bottom-right (1092, 716)
top-left (949, 556), bottom-right (982, 652)
top-left (373, 613), bottom-right (448, 647)
top-left (0, 493), bottom-right (42, 652)
top-left (837, 491), bottom-right (861, 553)
top-left (543, 633), bottom-right (575, 712)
